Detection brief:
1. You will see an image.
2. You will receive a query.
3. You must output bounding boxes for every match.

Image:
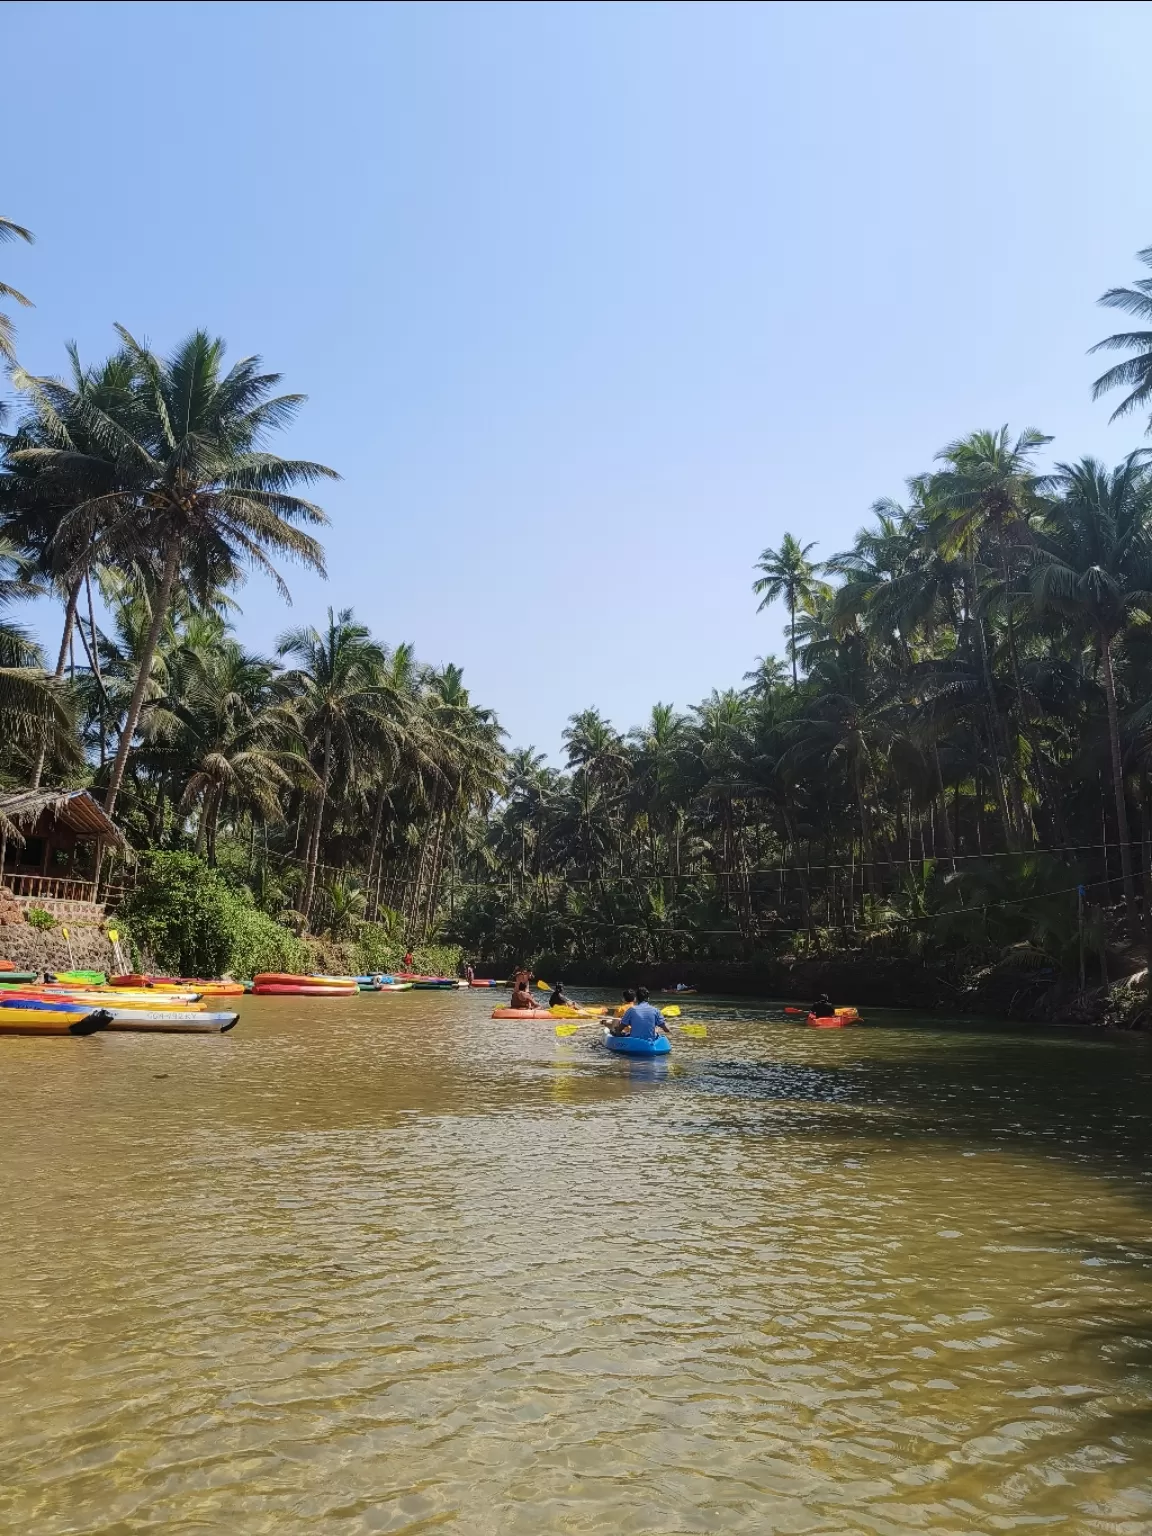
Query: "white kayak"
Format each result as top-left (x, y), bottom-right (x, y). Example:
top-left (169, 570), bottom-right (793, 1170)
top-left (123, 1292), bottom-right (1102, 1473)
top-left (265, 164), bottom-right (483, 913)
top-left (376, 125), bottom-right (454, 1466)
top-left (105, 1010), bottom-right (239, 1033)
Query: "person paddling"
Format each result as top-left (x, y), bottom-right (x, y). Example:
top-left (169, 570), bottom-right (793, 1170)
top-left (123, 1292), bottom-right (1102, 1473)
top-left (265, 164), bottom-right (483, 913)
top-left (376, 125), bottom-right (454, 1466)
top-left (511, 978), bottom-right (540, 1010)
top-left (549, 980), bottom-right (575, 1008)
top-left (609, 986), bottom-right (668, 1040)
top-left (810, 993), bottom-right (836, 1018)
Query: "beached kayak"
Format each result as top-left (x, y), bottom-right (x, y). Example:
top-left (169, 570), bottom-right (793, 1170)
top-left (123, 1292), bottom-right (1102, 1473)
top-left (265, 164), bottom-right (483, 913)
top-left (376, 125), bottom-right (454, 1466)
top-left (0, 970), bottom-right (39, 983)
top-left (0, 1007), bottom-right (110, 1035)
top-left (469, 979), bottom-right (498, 987)
top-left (121, 976), bottom-right (247, 995)
top-left (0, 990), bottom-right (207, 1012)
top-left (411, 979), bottom-right (458, 990)
top-left (376, 981), bottom-right (413, 992)
top-left (252, 983), bottom-right (358, 997)
top-left (602, 1028), bottom-right (671, 1056)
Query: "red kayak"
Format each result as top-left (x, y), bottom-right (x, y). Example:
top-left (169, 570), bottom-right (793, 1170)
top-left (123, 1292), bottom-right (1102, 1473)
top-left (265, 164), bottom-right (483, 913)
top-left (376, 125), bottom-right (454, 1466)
top-left (253, 984), bottom-right (357, 997)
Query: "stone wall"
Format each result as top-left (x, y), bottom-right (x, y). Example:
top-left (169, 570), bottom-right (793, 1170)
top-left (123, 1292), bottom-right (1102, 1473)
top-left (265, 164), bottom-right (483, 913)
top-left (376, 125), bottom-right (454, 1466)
top-left (0, 923), bottom-right (116, 975)
top-left (0, 883), bottom-right (115, 975)
top-left (11, 895), bottom-right (106, 923)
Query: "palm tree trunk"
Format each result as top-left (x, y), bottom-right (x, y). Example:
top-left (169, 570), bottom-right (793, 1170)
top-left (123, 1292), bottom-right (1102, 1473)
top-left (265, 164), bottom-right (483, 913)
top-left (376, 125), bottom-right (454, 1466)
top-left (104, 540), bottom-right (181, 820)
top-left (30, 580), bottom-right (82, 790)
top-left (789, 595), bottom-right (798, 690)
top-left (365, 790), bottom-right (386, 918)
top-left (1100, 633), bottom-right (1138, 941)
top-left (301, 724), bottom-right (333, 923)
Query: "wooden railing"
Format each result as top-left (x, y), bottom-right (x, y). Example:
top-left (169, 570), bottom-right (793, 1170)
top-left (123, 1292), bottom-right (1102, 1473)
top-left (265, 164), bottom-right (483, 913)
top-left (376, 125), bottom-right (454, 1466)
top-left (4, 873), bottom-right (101, 903)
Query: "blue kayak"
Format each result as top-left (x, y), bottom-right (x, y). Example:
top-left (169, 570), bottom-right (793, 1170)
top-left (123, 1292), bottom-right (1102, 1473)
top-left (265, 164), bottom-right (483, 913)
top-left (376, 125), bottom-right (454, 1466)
top-left (602, 1028), bottom-right (671, 1056)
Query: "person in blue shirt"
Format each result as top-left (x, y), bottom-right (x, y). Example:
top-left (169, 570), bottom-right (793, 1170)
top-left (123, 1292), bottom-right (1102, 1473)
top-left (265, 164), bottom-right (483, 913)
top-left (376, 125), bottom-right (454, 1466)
top-left (609, 986), bottom-right (669, 1040)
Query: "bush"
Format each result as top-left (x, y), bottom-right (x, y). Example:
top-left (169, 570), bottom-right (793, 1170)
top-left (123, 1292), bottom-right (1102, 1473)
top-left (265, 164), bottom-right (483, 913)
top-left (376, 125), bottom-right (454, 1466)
top-left (119, 851), bottom-right (310, 979)
top-left (228, 900), bottom-right (310, 979)
top-left (25, 907), bottom-right (56, 931)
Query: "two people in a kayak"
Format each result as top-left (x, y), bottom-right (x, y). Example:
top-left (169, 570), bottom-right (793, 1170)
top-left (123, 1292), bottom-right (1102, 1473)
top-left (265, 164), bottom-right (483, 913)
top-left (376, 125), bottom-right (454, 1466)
top-left (608, 986), bottom-right (669, 1042)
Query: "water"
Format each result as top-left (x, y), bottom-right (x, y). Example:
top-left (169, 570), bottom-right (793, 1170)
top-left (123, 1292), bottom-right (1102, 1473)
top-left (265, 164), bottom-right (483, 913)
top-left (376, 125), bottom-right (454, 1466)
top-left (1, 991), bottom-right (1151, 1535)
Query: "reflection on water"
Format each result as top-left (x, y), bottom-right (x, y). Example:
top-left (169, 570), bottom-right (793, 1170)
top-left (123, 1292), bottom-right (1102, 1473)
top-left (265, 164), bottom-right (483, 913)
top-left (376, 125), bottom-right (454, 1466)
top-left (1, 991), bottom-right (1151, 1533)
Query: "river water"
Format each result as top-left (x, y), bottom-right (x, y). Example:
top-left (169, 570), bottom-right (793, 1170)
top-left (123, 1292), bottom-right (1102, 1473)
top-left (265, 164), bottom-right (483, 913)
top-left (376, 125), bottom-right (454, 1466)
top-left (1, 991), bottom-right (1151, 1535)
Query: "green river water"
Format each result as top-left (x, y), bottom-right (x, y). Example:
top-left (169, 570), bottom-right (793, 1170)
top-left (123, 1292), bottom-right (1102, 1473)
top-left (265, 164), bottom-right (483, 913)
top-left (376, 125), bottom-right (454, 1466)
top-left (1, 990), bottom-right (1151, 1534)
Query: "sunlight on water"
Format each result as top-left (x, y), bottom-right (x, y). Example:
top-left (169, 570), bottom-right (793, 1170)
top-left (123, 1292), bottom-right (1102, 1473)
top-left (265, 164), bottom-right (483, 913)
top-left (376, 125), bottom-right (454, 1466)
top-left (1, 991), bottom-right (1150, 1534)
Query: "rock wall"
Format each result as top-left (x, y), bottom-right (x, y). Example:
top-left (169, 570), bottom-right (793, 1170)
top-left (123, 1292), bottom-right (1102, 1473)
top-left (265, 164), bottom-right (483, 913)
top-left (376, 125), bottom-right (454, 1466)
top-left (0, 884), bottom-right (115, 975)
top-left (0, 923), bottom-right (116, 975)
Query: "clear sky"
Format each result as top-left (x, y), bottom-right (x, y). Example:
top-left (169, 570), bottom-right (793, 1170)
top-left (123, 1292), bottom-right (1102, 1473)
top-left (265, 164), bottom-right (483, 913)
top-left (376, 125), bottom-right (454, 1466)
top-left (3, 0), bottom-right (1151, 758)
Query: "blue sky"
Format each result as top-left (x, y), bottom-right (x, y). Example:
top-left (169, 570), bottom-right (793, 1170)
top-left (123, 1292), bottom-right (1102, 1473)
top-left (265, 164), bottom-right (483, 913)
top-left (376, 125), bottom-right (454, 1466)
top-left (3, 0), bottom-right (1150, 757)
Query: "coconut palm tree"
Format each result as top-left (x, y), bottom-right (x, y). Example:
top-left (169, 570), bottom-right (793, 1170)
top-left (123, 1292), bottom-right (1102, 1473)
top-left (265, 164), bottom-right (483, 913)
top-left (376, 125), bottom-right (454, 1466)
top-left (752, 533), bottom-right (827, 688)
top-left (1030, 454), bottom-right (1152, 940)
top-left (0, 535), bottom-right (74, 766)
top-left (1090, 245), bottom-right (1152, 430)
top-left (277, 608), bottom-right (404, 923)
top-left (0, 215), bottom-right (33, 367)
top-left (7, 328), bottom-right (336, 821)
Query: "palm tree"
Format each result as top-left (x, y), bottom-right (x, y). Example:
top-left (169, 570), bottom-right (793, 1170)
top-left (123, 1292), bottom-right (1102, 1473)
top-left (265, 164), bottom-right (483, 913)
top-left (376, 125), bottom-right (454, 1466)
top-left (0, 535), bottom-right (74, 765)
top-left (277, 608), bottom-right (401, 923)
top-left (1090, 245), bottom-right (1152, 430)
top-left (1031, 454), bottom-right (1152, 940)
top-left (0, 215), bottom-right (33, 366)
top-left (927, 427), bottom-right (1051, 847)
top-left (752, 533), bottom-right (827, 688)
top-left (7, 328), bottom-right (336, 821)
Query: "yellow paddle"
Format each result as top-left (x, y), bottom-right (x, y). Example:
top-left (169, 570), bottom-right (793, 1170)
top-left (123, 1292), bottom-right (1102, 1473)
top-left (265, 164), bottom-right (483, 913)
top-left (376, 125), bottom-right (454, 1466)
top-left (536, 979), bottom-right (550, 990)
top-left (555, 1015), bottom-right (706, 1039)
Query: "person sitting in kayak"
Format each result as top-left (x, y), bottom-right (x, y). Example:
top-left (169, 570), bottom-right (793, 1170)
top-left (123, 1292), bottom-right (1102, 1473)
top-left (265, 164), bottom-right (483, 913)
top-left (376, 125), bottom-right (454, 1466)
top-left (549, 980), bottom-right (574, 1008)
top-left (810, 993), bottom-right (836, 1018)
top-left (511, 978), bottom-right (540, 1010)
top-left (609, 986), bottom-right (668, 1039)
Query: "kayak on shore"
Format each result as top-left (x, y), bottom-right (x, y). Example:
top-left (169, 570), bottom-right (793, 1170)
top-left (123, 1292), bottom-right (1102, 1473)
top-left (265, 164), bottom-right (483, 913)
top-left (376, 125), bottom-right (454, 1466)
top-left (602, 1028), bottom-right (671, 1056)
top-left (0, 1007), bottom-right (111, 1035)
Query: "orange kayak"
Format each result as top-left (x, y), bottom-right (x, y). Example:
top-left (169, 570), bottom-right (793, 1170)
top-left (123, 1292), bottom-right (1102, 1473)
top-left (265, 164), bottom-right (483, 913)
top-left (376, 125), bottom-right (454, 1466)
top-left (491, 1007), bottom-right (549, 1020)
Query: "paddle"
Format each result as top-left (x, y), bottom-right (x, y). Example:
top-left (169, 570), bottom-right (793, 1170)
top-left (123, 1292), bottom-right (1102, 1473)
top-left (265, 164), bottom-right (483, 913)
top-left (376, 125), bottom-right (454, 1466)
top-left (554, 1015), bottom-right (706, 1039)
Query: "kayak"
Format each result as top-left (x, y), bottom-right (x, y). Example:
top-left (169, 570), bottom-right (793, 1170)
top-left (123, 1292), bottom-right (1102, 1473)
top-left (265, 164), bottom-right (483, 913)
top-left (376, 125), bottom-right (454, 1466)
top-left (252, 983), bottom-right (358, 997)
top-left (786, 1005), bottom-right (859, 1021)
top-left (0, 1007), bottom-right (110, 1035)
top-left (2, 984), bottom-right (205, 1004)
top-left (376, 982), bottom-right (413, 992)
top-left (0, 992), bottom-right (206, 1014)
top-left (253, 972), bottom-right (354, 987)
top-left (0, 970), bottom-right (39, 983)
top-left (48, 970), bottom-right (107, 985)
top-left (602, 1028), bottom-right (671, 1056)
top-left (127, 976), bottom-right (247, 996)
top-left (807, 1013), bottom-right (855, 1028)
top-left (469, 979), bottom-right (498, 987)
top-left (491, 1007), bottom-right (551, 1019)
top-left (411, 979), bottom-right (458, 990)
top-left (2, 985), bottom-right (205, 1006)
top-left (107, 1011), bottom-right (239, 1032)
top-left (550, 1006), bottom-right (608, 1019)
top-left (658, 988), bottom-right (697, 995)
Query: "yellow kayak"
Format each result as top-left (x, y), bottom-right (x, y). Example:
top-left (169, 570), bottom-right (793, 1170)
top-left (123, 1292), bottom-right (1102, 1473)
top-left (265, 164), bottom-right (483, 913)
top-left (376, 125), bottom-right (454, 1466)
top-left (3, 991), bottom-right (206, 1013)
top-left (0, 1008), bottom-right (109, 1035)
top-left (550, 1006), bottom-right (608, 1019)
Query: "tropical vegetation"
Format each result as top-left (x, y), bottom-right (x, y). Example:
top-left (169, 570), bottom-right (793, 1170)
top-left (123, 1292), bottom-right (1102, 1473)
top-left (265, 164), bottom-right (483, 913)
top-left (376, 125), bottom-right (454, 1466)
top-left (5, 223), bottom-right (1152, 995)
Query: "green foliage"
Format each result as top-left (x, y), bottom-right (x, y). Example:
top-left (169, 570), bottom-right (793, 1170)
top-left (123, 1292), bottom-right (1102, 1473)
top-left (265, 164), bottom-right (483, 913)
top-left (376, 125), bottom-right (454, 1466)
top-left (120, 851), bottom-right (309, 979)
top-left (24, 905), bottom-right (55, 931)
top-left (227, 899), bottom-right (310, 980)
